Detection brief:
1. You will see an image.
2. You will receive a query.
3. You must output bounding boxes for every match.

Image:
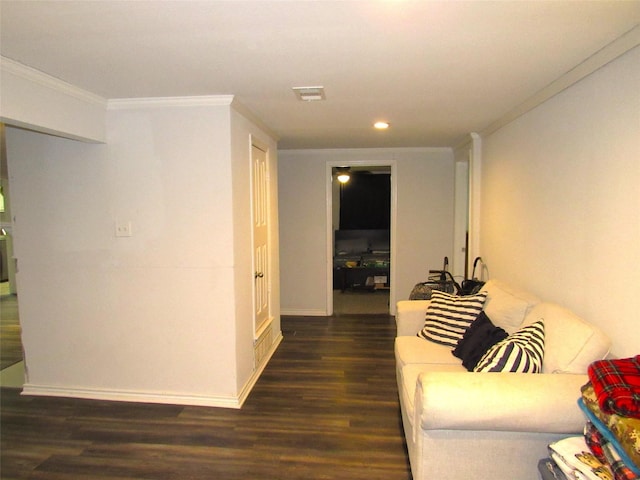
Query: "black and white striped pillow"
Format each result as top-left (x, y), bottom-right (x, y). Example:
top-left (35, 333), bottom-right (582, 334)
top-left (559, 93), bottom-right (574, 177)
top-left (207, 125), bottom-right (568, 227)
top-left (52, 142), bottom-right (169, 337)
top-left (473, 320), bottom-right (545, 373)
top-left (417, 290), bottom-right (488, 348)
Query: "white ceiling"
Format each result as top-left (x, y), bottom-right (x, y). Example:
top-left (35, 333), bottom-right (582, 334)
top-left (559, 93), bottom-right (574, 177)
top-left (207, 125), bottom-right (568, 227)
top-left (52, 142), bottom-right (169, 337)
top-left (1, 1), bottom-right (639, 149)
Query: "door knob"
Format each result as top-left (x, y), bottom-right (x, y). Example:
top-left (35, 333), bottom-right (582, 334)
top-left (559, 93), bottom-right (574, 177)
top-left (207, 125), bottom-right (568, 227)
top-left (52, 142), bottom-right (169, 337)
top-left (254, 271), bottom-right (264, 279)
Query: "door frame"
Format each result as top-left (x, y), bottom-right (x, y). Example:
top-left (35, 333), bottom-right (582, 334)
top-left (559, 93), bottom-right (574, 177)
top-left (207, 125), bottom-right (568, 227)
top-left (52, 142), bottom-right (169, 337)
top-left (325, 160), bottom-right (397, 316)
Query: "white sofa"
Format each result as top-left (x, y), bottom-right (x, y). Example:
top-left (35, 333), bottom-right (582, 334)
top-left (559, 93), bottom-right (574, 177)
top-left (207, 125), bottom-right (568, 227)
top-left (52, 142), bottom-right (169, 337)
top-left (395, 279), bottom-right (611, 480)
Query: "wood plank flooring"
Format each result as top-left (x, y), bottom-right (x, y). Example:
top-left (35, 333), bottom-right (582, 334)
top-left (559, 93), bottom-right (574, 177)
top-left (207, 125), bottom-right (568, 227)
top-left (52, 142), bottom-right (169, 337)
top-left (333, 290), bottom-right (390, 315)
top-left (1, 315), bottom-right (411, 480)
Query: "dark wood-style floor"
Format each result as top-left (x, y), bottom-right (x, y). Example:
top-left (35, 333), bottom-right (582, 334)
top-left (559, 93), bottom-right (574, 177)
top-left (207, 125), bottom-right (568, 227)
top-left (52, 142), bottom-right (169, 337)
top-left (1, 315), bottom-right (411, 480)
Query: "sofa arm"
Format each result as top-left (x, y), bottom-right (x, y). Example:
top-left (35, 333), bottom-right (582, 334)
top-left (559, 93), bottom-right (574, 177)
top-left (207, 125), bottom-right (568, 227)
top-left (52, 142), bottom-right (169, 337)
top-left (415, 372), bottom-right (588, 433)
top-left (396, 300), bottom-right (430, 336)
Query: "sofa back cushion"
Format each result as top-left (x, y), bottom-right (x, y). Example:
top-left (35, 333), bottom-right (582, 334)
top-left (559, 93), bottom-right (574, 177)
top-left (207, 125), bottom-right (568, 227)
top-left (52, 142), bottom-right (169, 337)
top-left (480, 280), bottom-right (541, 334)
top-left (526, 303), bottom-right (611, 374)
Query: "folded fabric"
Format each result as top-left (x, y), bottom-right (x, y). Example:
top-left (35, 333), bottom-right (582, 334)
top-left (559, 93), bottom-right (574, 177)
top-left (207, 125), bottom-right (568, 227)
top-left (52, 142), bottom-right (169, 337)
top-left (549, 435), bottom-right (614, 480)
top-left (538, 457), bottom-right (570, 480)
top-left (581, 382), bottom-right (640, 472)
top-left (579, 398), bottom-right (640, 476)
top-left (603, 439), bottom-right (640, 480)
top-left (584, 422), bottom-right (639, 480)
top-left (588, 356), bottom-right (640, 419)
top-left (584, 421), bottom-right (608, 463)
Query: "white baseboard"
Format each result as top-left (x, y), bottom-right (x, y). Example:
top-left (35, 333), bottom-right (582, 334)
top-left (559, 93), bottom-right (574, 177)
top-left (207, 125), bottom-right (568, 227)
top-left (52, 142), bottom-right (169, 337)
top-left (280, 308), bottom-right (327, 316)
top-left (21, 383), bottom-right (245, 409)
top-left (21, 333), bottom-right (285, 409)
top-left (236, 331), bottom-right (284, 407)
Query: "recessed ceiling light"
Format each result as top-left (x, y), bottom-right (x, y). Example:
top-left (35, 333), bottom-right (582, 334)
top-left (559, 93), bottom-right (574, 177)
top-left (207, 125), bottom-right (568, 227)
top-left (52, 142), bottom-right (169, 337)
top-left (374, 121), bottom-right (390, 129)
top-left (293, 86), bottom-right (326, 101)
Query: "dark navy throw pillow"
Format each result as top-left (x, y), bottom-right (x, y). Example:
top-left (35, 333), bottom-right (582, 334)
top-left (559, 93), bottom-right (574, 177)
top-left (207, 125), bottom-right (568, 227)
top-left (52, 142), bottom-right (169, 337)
top-left (452, 311), bottom-right (508, 371)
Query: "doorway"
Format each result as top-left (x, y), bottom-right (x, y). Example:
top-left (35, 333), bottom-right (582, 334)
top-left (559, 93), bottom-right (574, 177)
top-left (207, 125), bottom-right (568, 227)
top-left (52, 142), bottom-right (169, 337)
top-left (0, 123), bottom-right (23, 387)
top-left (327, 162), bottom-right (396, 316)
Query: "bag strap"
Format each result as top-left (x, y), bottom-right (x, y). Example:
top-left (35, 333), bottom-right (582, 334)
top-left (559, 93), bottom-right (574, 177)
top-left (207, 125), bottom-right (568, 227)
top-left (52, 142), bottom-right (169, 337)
top-left (471, 256), bottom-right (485, 280)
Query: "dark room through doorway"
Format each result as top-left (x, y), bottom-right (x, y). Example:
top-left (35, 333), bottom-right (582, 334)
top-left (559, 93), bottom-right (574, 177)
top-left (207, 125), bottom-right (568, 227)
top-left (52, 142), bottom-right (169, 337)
top-left (331, 165), bottom-right (391, 315)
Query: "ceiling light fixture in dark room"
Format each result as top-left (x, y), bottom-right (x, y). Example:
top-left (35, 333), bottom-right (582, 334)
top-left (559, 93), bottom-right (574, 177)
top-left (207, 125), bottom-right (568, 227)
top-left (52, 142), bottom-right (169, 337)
top-left (336, 167), bottom-right (351, 184)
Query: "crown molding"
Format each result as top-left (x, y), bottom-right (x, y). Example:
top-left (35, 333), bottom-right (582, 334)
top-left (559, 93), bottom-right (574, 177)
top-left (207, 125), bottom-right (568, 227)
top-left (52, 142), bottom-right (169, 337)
top-left (230, 97), bottom-right (280, 141)
top-left (107, 95), bottom-right (279, 141)
top-left (278, 146), bottom-right (452, 156)
top-left (1, 56), bottom-right (107, 107)
top-left (107, 95), bottom-right (235, 110)
top-left (480, 25), bottom-right (640, 140)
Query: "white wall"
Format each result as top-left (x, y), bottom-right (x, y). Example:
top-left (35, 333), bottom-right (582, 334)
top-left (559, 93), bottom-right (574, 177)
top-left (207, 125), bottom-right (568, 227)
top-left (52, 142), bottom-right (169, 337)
top-left (7, 98), bottom-right (279, 407)
top-left (452, 144), bottom-right (470, 280)
top-left (480, 46), bottom-right (640, 358)
top-left (278, 148), bottom-right (454, 315)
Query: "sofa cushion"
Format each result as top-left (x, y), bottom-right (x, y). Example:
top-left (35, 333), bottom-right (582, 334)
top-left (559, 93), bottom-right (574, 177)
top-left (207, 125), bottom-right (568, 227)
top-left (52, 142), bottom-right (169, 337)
top-left (417, 290), bottom-right (487, 348)
top-left (395, 336), bottom-right (462, 370)
top-left (474, 320), bottom-right (545, 373)
top-left (453, 311), bottom-right (509, 371)
top-left (526, 303), bottom-right (611, 374)
top-left (481, 280), bottom-right (540, 334)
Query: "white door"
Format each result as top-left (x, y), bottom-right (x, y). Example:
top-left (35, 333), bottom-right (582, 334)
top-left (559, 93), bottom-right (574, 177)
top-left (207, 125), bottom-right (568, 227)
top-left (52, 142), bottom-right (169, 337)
top-left (252, 144), bottom-right (269, 334)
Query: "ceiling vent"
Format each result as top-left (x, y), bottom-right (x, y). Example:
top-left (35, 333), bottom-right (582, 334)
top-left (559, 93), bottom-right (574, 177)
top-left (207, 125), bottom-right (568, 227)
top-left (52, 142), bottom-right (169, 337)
top-left (293, 86), bottom-right (326, 102)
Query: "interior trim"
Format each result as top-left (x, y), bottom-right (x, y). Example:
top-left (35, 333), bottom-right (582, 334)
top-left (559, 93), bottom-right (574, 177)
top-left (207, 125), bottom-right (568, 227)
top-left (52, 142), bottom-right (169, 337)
top-left (480, 25), bottom-right (640, 139)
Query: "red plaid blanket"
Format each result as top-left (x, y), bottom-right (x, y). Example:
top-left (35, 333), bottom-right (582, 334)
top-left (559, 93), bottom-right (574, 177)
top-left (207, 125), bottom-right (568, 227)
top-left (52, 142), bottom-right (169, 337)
top-left (588, 356), bottom-right (640, 419)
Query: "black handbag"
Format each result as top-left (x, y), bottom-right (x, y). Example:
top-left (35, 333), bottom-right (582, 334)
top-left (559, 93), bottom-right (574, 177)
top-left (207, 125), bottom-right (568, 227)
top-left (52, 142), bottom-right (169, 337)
top-left (460, 257), bottom-right (486, 296)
